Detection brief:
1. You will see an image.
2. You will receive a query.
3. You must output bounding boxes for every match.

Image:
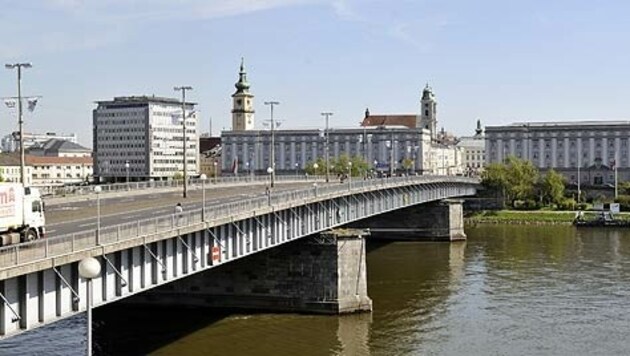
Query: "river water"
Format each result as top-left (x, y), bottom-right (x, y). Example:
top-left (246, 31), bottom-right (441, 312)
top-left (2, 225), bottom-right (630, 355)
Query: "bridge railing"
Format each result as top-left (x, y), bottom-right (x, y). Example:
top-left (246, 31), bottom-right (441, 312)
top-left (39, 174), bottom-right (325, 198)
top-left (0, 175), bottom-right (479, 269)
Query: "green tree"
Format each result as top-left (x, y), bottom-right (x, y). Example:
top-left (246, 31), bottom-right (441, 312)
top-left (541, 169), bottom-right (565, 205)
top-left (305, 157), bottom-right (327, 175)
top-left (505, 156), bottom-right (539, 203)
top-left (402, 158), bottom-right (414, 173)
top-left (349, 156), bottom-right (369, 177)
top-left (173, 172), bottom-right (183, 180)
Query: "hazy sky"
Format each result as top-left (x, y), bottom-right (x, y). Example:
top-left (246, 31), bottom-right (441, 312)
top-left (1, 0), bottom-right (629, 146)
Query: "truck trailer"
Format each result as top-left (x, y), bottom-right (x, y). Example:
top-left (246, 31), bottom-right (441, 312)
top-left (0, 183), bottom-right (46, 246)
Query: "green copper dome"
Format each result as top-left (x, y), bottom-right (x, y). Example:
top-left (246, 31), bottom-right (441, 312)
top-left (234, 57), bottom-right (250, 93)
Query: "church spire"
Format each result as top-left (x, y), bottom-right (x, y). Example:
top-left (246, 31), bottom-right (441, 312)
top-left (475, 119), bottom-right (483, 136)
top-left (234, 57), bottom-right (250, 94)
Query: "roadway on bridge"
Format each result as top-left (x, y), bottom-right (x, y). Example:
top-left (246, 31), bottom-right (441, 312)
top-left (45, 182), bottom-right (322, 237)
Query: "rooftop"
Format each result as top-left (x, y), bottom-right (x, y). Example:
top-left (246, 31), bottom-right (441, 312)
top-left (487, 120), bottom-right (630, 129)
top-left (95, 95), bottom-right (196, 106)
top-left (361, 115), bottom-right (418, 129)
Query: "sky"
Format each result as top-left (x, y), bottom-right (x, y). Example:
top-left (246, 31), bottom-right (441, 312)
top-left (0, 0), bottom-right (629, 147)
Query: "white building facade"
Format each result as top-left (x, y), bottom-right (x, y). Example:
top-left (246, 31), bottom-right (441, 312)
top-left (221, 127), bottom-right (432, 175)
top-left (93, 96), bottom-right (199, 182)
top-left (28, 156), bottom-right (93, 186)
top-left (456, 120), bottom-right (485, 176)
top-left (485, 121), bottom-right (630, 185)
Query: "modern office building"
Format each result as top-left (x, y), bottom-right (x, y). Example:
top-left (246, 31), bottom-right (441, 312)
top-left (93, 96), bottom-right (199, 182)
top-left (221, 126), bottom-right (431, 175)
top-left (485, 121), bottom-right (630, 185)
top-left (0, 132), bottom-right (78, 153)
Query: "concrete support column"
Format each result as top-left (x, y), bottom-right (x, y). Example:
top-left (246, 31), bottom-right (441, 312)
top-left (130, 229), bottom-right (372, 315)
top-left (353, 199), bottom-right (466, 241)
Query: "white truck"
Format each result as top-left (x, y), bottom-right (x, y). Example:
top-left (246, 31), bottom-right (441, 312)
top-left (0, 183), bottom-right (46, 246)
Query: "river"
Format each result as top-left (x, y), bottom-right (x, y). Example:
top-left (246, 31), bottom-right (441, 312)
top-left (2, 225), bottom-right (630, 355)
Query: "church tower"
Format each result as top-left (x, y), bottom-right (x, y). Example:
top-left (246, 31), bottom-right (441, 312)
top-left (419, 83), bottom-right (438, 141)
top-left (231, 58), bottom-right (255, 131)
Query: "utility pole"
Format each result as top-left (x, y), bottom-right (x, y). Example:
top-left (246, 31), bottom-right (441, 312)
top-left (5, 63), bottom-right (32, 186)
top-left (265, 101), bottom-right (279, 188)
top-left (321, 112), bottom-right (333, 183)
top-left (174, 86), bottom-right (193, 198)
top-left (577, 147), bottom-right (581, 203)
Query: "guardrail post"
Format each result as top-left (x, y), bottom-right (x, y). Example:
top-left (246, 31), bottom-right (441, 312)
top-left (15, 246), bottom-right (19, 265)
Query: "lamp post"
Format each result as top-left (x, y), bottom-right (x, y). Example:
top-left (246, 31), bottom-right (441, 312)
top-left (78, 257), bottom-right (101, 356)
top-left (266, 167), bottom-right (273, 205)
top-left (124, 160), bottom-right (130, 187)
top-left (312, 162), bottom-right (319, 178)
top-left (94, 186), bottom-right (102, 245)
top-left (174, 86), bottom-right (193, 198)
top-left (295, 162), bottom-right (299, 176)
top-left (200, 174), bottom-right (207, 221)
top-left (347, 161), bottom-right (352, 190)
top-left (267, 166), bottom-right (274, 186)
top-left (264, 101), bottom-right (279, 188)
top-left (5, 62), bottom-right (32, 186)
top-left (213, 160), bottom-right (218, 184)
top-left (321, 112), bottom-right (333, 183)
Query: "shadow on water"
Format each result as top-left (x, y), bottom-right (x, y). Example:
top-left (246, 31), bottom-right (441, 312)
top-left (93, 305), bottom-right (231, 356)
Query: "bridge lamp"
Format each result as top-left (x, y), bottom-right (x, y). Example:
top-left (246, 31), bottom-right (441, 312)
top-left (347, 161), bottom-right (352, 189)
top-left (79, 257), bottom-right (102, 356)
top-left (200, 174), bottom-right (207, 222)
top-left (267, 167), bottom-right (273, 186)
top-left (94, 186), bottom-right (102, 245)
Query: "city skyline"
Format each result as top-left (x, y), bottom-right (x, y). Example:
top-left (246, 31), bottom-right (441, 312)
top-left (1, 0), bottom-right (629, 146)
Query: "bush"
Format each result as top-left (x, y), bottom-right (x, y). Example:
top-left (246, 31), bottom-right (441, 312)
top-left (576, 202), bottom-right (588, 210)
top-left (615, 195), bottom-right (630, 211)
top-left (558, 198), bottom-right (576, 211)
top-left (514, 199), bottom-right (539, 210)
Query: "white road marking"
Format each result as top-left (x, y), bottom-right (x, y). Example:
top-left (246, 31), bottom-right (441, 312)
top-left (79, 222), bottom-right (95, 228)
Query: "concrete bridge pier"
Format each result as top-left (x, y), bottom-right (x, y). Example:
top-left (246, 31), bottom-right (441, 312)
top-left (132, 229), bottom-right (372, 314)
top-left (360, 199), bottom-right (466, 241)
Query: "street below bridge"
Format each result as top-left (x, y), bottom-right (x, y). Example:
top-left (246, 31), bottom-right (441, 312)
top-left (44, 182), bottom-right (322, 237)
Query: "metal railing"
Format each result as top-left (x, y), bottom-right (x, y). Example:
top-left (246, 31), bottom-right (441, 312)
top-left (38, 174), bottom-right (324, 198)
top-left (0, 175), bottom-right (479, 269)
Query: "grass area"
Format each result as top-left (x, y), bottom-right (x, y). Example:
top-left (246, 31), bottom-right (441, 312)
top-left (467, 210), bottom-right (630, 224)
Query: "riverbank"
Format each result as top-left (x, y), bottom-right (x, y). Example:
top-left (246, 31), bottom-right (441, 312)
top-left (466, 210), bottom-right (630, 225)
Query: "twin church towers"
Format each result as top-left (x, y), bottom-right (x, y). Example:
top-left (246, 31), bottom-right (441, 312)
top-left (231, 59), bottom-right (438, 139)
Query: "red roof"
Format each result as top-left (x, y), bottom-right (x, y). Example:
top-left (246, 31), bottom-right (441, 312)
top-left (361, 115), bottom-right (418, 129)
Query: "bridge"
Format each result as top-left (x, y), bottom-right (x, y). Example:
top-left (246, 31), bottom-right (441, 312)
top-left (0, 176), bottom-right (478, 340)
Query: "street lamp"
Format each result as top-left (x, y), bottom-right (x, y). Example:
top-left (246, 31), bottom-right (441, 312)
top-left (295, 162), bottom-right (299, 176)
top-left (312, 162), bottom-right (319, 179)
top-left (264, 101), bottom-right (279, 188)
top-left (213, 160), bottom-right (218, 183)
top-left (267, 166), bottom-right (274, 185)
top-left (78, 257), bottom-right (101, 356)
top-left (321, 112), bottom-right (333, 183)
top-left (200, 174), bottom-right (207, 221)
top-left (174, 85), bottom-right (193, 198)
top-left (94, 186), bottom-right (102, 245)
top-left (5, 62), bottom-right (32, 186)
top-left (124, 160), bottom-right (130, 185)
top-left (347, 161), bottom-right (352, 190)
